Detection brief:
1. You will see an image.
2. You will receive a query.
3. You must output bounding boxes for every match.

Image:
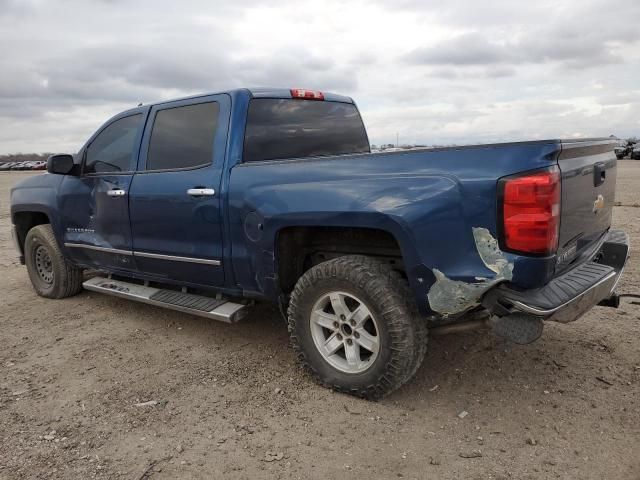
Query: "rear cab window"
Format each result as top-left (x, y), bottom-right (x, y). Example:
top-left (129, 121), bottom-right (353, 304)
top-left (243, 99), bottom-right (370, 162)
top-left (146, 102), bottom-right (219, 171)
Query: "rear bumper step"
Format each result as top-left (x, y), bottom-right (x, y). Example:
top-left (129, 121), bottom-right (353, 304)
top-left (484, 229), bottom-right (629, 323)
top-left (83, 277), bottom-right (249, 323)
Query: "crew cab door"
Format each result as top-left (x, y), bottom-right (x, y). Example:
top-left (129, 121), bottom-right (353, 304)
top-left (58, 110), bottom-right (147, 271)
top-left (128, 94), bottom-right (230, 286)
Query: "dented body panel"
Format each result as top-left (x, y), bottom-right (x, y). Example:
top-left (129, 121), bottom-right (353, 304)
top-left (427, 228), bottom-right (514, 316)
top-left (227, 139), bottom-right (560, 314)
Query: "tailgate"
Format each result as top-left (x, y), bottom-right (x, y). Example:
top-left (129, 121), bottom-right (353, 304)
top-left (556, 139), bottom-right (618, 269)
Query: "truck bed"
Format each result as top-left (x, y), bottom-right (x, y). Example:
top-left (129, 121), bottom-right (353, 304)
top-left (228, 137), bottom-right (617, 315)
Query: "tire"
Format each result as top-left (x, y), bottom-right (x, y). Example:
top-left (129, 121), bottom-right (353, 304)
top-left (287, 255), bottom-right (427, 399)
top-left (24, 224), bottom-right (83, 299)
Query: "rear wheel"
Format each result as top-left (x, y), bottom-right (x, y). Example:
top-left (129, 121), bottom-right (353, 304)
top-left (287, 255), bottom-right (427, 399)
top-left (24, 224), bottom-right (83, 298)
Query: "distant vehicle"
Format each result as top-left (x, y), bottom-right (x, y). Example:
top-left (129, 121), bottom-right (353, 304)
top-left (615, 140), bottom-right (636, 159)
top-left (9, 87), bottom-right (629, 399)
top-left (0, 161), bottom-right (46, 171)
top-left (30, 161), bottom-right (47, 170)
top-left (17, 161), bottom-right (37, 170)
top-left (631, 144), bottom-right (640, 160)
top-left (614, 145), bottom-right (628, 159)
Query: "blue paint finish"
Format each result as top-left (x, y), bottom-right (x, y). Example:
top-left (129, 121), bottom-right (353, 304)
top-left (10, 173), bottom-right (63, 238)
top-left (128, 93), bottom-right (231, 286)
top-left (59, 173), bottom-right (137, 271)
top-left (227, 141), bottom-right (561, 308)
top-left (12, 87), bottom-right (613, 318)
top-left (53, 106), bottom-right (150, 271)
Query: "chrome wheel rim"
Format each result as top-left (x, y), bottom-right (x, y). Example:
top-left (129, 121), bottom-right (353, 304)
top-left (34, 245), bottom-right (54, 284)
top-left (309, 291), bottom-right (380, 374)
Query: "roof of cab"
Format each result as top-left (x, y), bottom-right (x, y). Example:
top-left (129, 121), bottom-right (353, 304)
top-left (149, 88), bottom-right (354, 108)
top-left (247, 88), bottom-right (354, 103)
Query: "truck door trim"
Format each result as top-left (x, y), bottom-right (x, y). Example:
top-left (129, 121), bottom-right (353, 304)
top-left (133, 251), bottom-right (221, 266)
top-left (64, 243), bottom-right (133, 256)
top-left (64, 243), bottom-right (221, 266)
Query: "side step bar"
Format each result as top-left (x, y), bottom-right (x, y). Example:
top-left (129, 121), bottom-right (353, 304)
top-left (83, 277), bottom-right (249, 323)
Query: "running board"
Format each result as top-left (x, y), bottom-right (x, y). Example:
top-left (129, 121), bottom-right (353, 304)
top-left (82, 277), bottom-right (249, 323)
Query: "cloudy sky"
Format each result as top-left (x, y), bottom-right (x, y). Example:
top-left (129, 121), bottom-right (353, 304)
top-left (1, 0), bottom-right (639, 153)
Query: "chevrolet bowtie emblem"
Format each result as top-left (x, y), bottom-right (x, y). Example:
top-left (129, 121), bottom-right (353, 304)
top-left (593, 194), bottom-right (605, 213)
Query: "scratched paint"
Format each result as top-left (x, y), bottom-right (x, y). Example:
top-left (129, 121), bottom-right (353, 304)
top-left (427, 227), bottom-right (513, 316)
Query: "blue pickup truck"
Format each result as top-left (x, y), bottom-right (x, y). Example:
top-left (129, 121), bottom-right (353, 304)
top-left (10, 88), bottom-right (629, 398)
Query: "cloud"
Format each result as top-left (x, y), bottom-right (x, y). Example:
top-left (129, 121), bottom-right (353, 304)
top-left (404, 27), bottom-right (631, 70)
top-left (0, 0), bottom-right (639, 153)
top-left (597, 93), bottom-right (640, 106)
top-left (404, 33), bottom-right (513, 66)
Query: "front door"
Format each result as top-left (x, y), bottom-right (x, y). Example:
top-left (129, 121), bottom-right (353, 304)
top-left (59, 111), bottom-right (147, 272)
top-left (128, 94), bottom-right (230, 287)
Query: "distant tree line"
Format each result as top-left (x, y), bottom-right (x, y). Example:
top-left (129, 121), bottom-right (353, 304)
top-left (0, 153), bottom-right (53, 163)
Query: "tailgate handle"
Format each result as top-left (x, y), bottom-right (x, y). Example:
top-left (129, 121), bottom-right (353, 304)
top-left (593, 162), bottom-right (606, 187)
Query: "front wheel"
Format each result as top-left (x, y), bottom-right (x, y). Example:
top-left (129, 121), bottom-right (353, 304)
top-left (287, 255), bottom-right (427, 399)
top-left (24, 224), bottom-right (83, 298)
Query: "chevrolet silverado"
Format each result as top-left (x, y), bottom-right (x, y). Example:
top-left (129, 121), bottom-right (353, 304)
top-left (10, 88), bottom-right (629, 398)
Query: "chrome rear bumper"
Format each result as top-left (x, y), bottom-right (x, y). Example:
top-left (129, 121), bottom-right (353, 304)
top-left (484, 229), bottom-right (629, 323)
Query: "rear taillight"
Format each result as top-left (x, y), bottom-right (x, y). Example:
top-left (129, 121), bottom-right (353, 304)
top-left (290, 89), bottom-right (324, 100)
top-left (500, 167), bottom-right (561, 255)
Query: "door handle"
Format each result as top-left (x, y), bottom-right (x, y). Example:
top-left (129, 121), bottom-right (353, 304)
top-left (187, 188), bottom-right (215, 197)
top-left (107, 189), bottom-right (126, 197)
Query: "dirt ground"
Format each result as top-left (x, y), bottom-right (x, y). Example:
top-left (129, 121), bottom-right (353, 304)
top-left (0, 163), bottom-right (639, 480)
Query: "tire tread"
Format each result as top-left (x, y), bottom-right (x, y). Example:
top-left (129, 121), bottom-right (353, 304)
top-left (287, 255), bottom-right (427, 399)
top-left (25, 224), bottom-right (83, 299)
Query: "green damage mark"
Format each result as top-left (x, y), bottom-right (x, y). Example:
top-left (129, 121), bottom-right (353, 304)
top-left (427, 228), bottom-right (513, 316)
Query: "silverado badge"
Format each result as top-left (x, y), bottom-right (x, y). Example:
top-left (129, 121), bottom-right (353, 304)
top-left (593, 194), bottom-right (605, 213)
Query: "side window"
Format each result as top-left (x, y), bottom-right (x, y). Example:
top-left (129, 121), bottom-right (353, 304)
top-left (85, 114), bottom-right (142, 174)
top-left (146, 102), bottom-right (219, 171)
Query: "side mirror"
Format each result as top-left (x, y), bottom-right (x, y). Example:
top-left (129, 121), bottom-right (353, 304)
top-left (47, 154), bottom-right (75, 175)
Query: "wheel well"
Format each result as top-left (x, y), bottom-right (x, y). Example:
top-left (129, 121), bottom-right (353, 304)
top-left (275, 226), bottom-right (404, 294)
top-left (13, 211), bottom-right (50, 252)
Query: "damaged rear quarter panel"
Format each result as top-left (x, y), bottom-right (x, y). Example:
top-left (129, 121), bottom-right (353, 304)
top-left (227, 140), bottom-right (560, 308)
top-left (427, 228), bottom-right (513, 316)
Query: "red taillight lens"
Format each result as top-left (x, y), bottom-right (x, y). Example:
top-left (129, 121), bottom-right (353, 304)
top-left (290, 88), bottom-right (324, 100)
top-left (501, 167), bottom-right (561, 255)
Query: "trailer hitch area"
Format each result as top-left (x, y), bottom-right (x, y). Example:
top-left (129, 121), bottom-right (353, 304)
top-left (597, 294), bottom-right (620, 308)
top-left (429, 311), bottom-right (544, 345)
top-left (488, 313), bottom-right (544, 345)
top-left (603, 292), bottom-right (640, 308)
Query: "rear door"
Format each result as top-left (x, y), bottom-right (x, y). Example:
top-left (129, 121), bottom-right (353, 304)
top-left (556, 139), bottom-right (617, 267)
top-left (128, 94), bottom-right (230, 286)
